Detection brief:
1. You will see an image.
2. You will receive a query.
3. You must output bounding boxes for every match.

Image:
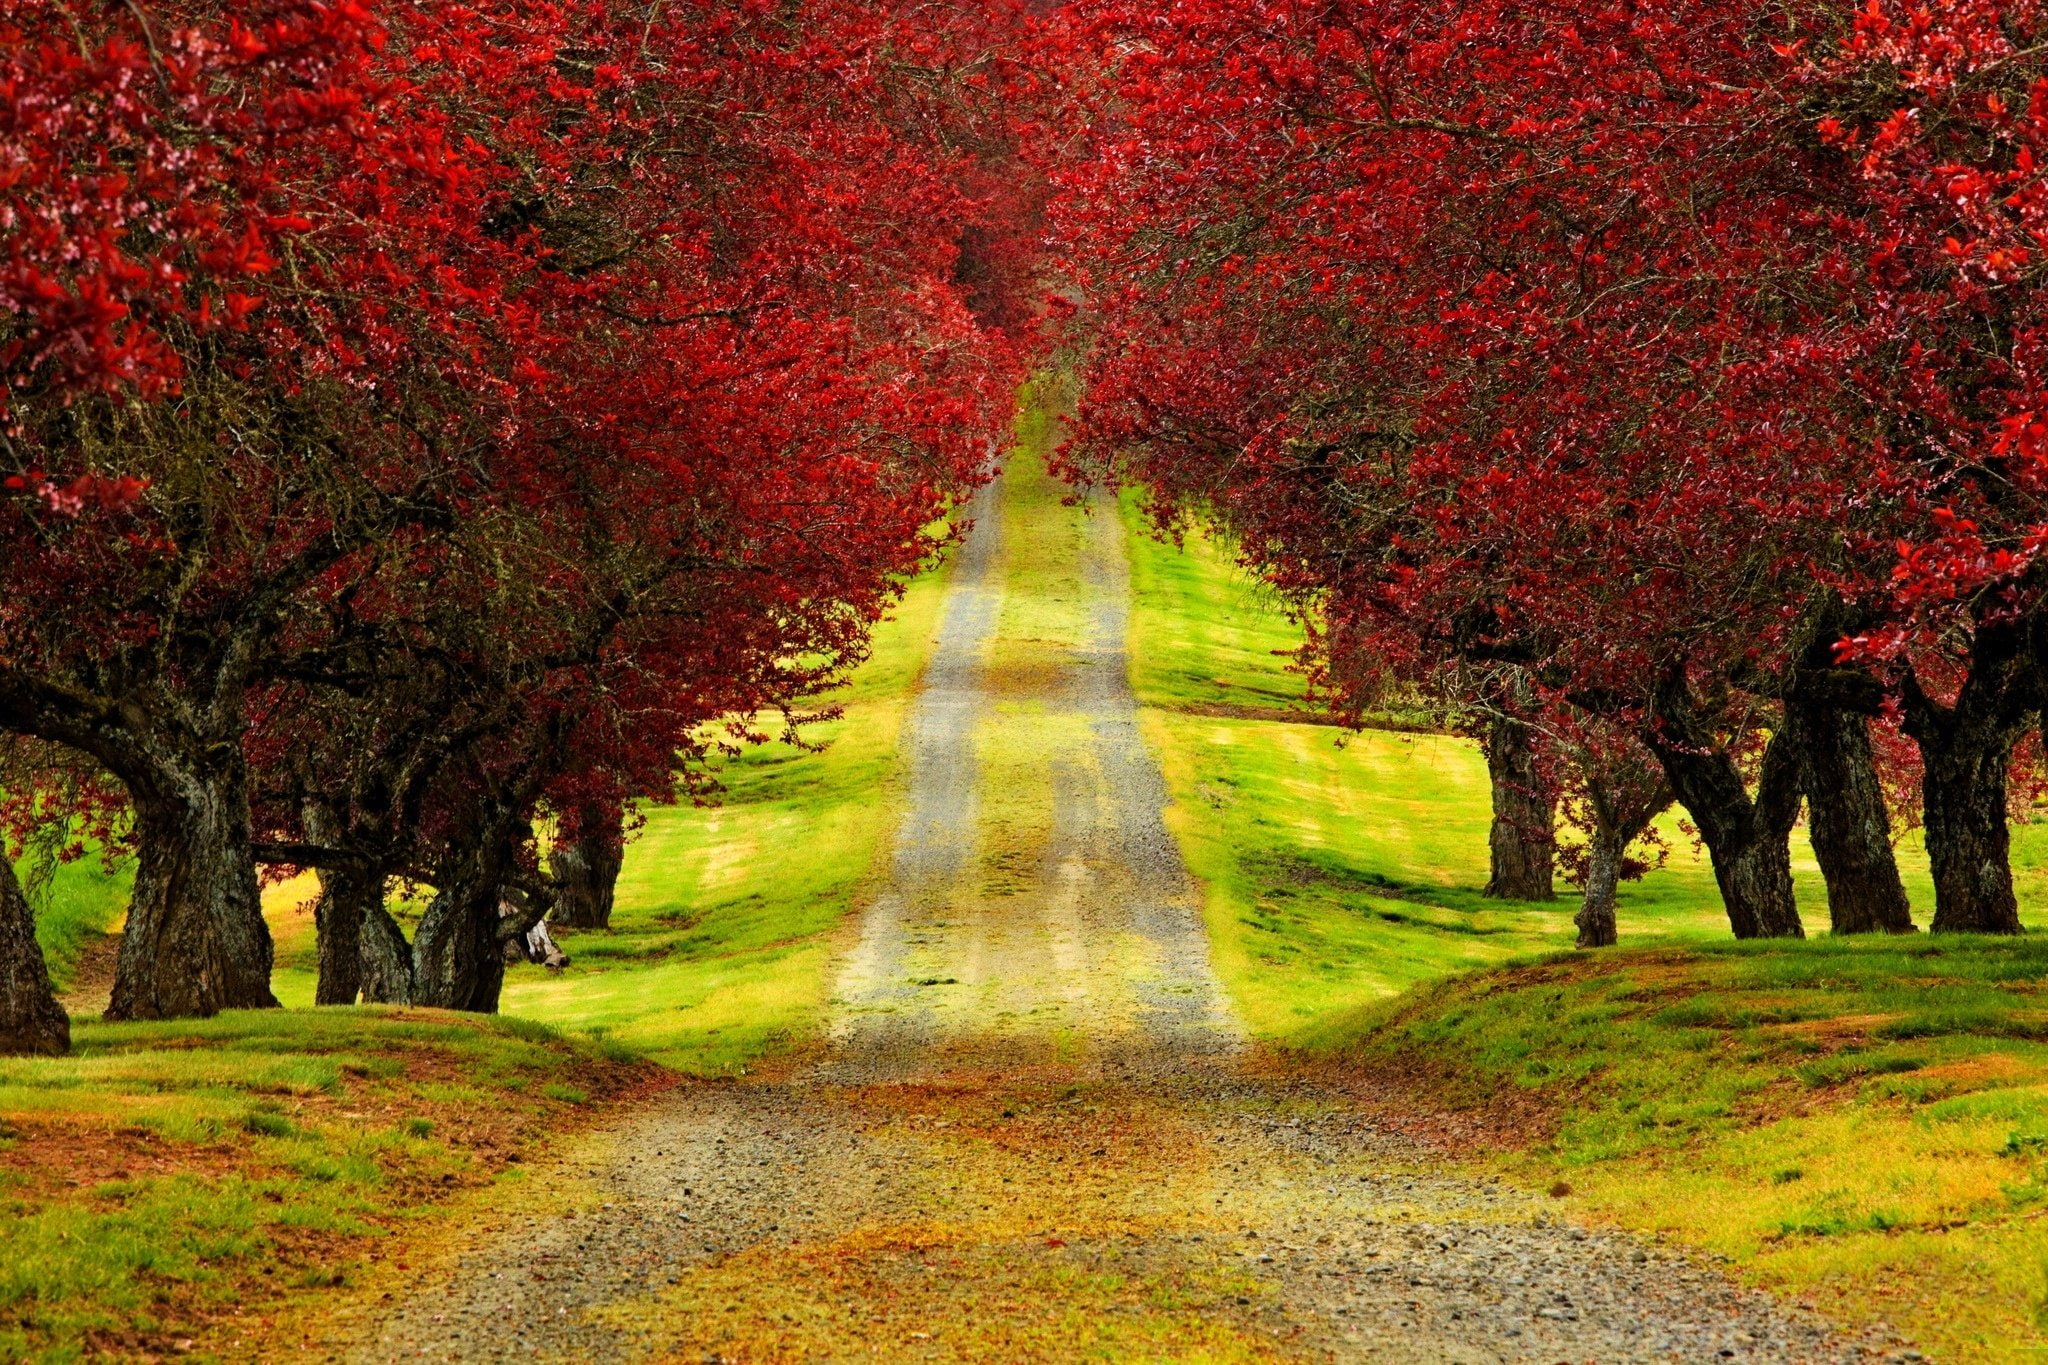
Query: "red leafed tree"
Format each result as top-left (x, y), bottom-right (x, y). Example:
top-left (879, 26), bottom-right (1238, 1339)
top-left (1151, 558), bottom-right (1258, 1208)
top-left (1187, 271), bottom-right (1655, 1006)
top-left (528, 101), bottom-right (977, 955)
top-left (1814, 0), bottom-right (2048, 933)
top-left (1044, 0), bottom-right (1941, 941)
top-left (0, 0), bottom-right (1027, 1034)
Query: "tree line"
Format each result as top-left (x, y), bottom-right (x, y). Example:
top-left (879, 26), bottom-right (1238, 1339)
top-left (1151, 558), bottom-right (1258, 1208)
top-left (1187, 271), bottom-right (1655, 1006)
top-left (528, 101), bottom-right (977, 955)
top-left (0, 0), bottom-right (1042, 1054)
top-left (1044, 0), bottom-right (2048, 947)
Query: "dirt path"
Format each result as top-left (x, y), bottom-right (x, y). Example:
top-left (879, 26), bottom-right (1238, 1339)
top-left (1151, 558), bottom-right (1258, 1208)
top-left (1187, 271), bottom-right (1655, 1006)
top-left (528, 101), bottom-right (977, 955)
top-left (326, 482), bottom-right (1904, 1365)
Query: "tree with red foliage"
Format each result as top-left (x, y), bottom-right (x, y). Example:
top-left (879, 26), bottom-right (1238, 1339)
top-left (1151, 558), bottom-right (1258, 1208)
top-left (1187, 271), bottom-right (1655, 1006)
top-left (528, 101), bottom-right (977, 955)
top-left (0, 0), bottom-right (1027, 1038)
top-left (1045, 0), bottom-right (1942, 941)
top-left (1814, 0), bottom-right (2048, 934)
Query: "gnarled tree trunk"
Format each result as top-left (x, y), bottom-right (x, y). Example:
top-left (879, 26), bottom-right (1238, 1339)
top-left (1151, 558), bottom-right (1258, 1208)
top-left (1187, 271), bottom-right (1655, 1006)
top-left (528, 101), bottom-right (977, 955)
top-left (302, 801), bottom-right (382, 1005)
top-left (406, 819), bottom-right (545, 1012)
top-left (1903, 626), bottom-right (2034, 935)
top-left (1785, 699), bottom-right (1915, 935)
top-left (108, 760), bottom-right (278, 1020)
top-left (551, 804), bottom-right (623, 930)
top-left (0, 855), bottom-right (68, 1055)
top-left (1644, 670), bottom-right (1804, 939)
top-left (409, 879), bottom-right (508, 1011)
top-left (1482, 712), bottom-right (1555, 901)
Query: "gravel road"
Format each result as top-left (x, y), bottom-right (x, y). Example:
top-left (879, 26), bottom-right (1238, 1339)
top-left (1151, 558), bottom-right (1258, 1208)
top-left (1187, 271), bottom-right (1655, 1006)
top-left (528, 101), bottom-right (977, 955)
top-left (328, 487), bottom-right (1915, 1365)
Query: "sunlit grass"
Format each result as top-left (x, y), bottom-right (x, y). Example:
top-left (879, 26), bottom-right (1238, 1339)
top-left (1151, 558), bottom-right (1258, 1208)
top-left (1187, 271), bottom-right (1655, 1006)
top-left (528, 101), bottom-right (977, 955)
top-left (1310, 941), bottom-right (2048, 1360)
top-left (0, 1008), bottom-right (641, 1360)
top-left (1121, 498), bottom-right (2048, 1040)
top-left (20, 850), bottom-right (131, 994)
top-left (494, 553), bottom-right (955, 1075)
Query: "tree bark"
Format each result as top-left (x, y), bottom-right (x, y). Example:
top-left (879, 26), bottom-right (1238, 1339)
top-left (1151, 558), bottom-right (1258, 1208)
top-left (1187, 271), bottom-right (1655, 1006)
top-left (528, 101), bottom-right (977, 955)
top-left (1900, 622), bottom-right (2031, 933)
top-left (1902, 623), bottom-right (2035, 935)
top-left (107, 763), bottom-right (278, 1020)
top-left (1644, 670), bottom-right (1804, 939)
top-left (1574, 824), bottom-right (1622, 948)
top-left (0, 854), bottom-right (68, 1055)
top-left (551, 805), bottom-right (624, 930)
top-left (1482, 712), bottom-right (1555, 901)
top-left (312, 864), bottom-right (383, 1005)
top-left (358, 902), bottom-right (415, 1005)
top-left (408, 828), bottom-right (524, 1012)
top-left (301, 801), bottom-right (381, 1005)
top-left (1784, 699), bottom-right (1915, 935)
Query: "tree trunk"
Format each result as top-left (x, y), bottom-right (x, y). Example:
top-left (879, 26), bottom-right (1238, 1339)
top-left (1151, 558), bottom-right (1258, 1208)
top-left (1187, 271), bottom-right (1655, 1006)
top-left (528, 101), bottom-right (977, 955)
top-left (1903, 627), bottom-right (2034, 935)
top-left (551, 804), bottom-right (623, 930)
top-left (1785, 699), bottom-right (1916, 935)
top-left (0, 854), bottom-right (68, 1055)
top-left (301, 800), bottom-right (380, 1005)
top-left (358, 902), bottom-right (414, 1005)
top-left (1644, 671), bottom-right (1804, 940)
top-left (107, 766), bottom-right (278, 1020)
top-left (409, 833), bottom-right (519, 1012)
top-left (313, 864), bottom-right (382, 1005)
top-left (1483, 713), bottom-right (1555, 901)
top-left (1914, 711), bottom-right (2025, 934)
top-left (1575, 824), bottom-right (1622, 948)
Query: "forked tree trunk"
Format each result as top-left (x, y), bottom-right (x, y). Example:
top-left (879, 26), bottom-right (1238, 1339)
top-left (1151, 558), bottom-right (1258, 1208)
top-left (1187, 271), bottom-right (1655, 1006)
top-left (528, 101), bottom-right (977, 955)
top-left (408, 825), bottom-right (529, 1012)
top-left (551, 805), bottom-right (623, 930)
top-left (1785, 699), bottom-right (1915, 935)
top-left (355, 820), bottom-right (546, 1013)
top-left (1483, 713), bottom-right (1555, 901)
top-left (1575, 825), bottom-right (1622, 949)
top-left (108, 767), bottom-right (278, 1020)
top-left (358, 902), bottom-right (415, 1006)
top-left (0, 855), bottom-right (68, 1055)
top-left (1645, 671), bottom-right (1804, 940)
top-left (1903, 630), bottom-right (2034, 935)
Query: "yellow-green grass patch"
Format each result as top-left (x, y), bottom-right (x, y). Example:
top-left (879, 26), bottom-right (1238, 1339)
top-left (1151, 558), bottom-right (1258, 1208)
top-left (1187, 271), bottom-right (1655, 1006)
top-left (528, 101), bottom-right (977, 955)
top-left (0, 1009), bottom-right (656, 1362)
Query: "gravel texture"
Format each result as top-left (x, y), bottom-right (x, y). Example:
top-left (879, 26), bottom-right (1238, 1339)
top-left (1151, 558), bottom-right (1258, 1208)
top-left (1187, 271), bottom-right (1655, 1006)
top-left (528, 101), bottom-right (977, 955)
top-left (328, 493), bottom-right (1914, 1365)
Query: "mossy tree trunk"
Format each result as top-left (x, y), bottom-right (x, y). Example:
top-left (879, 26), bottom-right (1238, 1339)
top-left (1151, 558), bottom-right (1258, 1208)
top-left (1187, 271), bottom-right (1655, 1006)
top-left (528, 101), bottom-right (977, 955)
top-left (551, 803), bottom-right (623, 931)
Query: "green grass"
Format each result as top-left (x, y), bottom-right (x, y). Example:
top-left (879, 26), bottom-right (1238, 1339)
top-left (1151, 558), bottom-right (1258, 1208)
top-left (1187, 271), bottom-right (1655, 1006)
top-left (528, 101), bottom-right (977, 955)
top-left (0, 478), bottom-right (964, 1358)
top-left (1122, 502), bottom-right (2048, 1040)
top-left (1321, 941), bottom-right (2048, 1362)
top-left (0, 1008), bottom-right (648, 1362)
top-left (487, 514), bottom-right (956, 1074)
top-left (18, 852), bottom-right (131, 995)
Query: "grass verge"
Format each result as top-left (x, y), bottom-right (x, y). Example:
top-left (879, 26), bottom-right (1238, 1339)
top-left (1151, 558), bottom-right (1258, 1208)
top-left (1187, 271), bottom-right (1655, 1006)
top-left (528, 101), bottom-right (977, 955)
top-left (1314, 941), bottom-right (2048, 1362)
top-left (0, 1009), bottom-right (658, 1363)
top-left (1121, 495), bottom-right (2048, 1035)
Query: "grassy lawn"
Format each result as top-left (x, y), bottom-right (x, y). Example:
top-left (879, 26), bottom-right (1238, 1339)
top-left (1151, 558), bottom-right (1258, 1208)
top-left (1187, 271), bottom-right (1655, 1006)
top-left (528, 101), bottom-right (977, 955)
top-left (17, 392), bottom-right (2048, 1361)
top-left (1332, 943), bottom-right (2048, 1363)
top-left (1123, 494), bottom-right (2048, 1037)
top-left (1121, 502), bottom-right (2048, 1360)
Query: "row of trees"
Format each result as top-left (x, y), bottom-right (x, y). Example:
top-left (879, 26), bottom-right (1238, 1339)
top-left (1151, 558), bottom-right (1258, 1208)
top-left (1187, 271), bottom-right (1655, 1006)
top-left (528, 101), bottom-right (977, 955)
top-left (0, 0), bottom-right (1037, 1053)
top-left (1047, 0), bottom-right (2048, 945)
